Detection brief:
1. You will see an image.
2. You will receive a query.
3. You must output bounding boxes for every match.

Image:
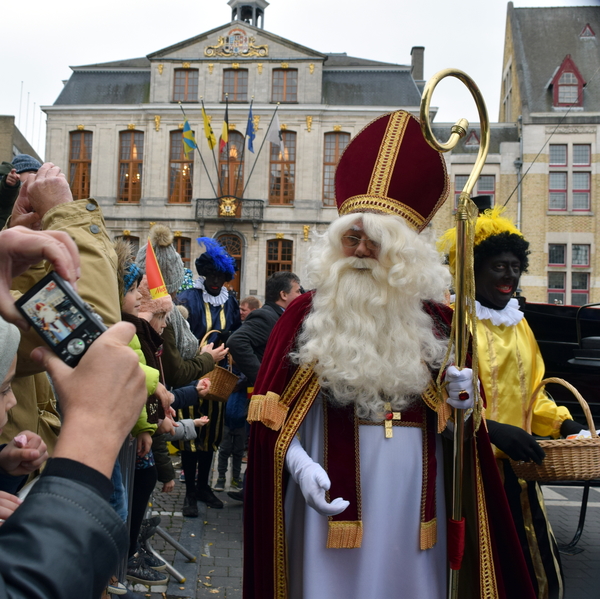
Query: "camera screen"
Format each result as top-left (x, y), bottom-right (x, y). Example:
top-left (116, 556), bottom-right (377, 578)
top-left (20, 279), bottom-right (87, 347)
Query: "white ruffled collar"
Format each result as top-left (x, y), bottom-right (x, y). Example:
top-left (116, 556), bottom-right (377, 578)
top-left (476, 297), bottom-right (524, 327)
top-left (193, 277), bottom-right (229, 306)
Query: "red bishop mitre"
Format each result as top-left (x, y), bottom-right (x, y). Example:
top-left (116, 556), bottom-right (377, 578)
top-left (335, 110), bottom-right (449, 232)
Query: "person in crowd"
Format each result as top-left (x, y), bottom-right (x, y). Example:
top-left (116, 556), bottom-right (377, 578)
top-left (239, 296), bottom-right (261, 321)
top-left (228, 272), bottom-right (302, 386)
top-left (176, 238), bottom-right (241, 514)
top-left (0, 154), bottom-right (42, 229)
top-left (0, 224), bottom-right (148, 599)
top-left (438, 206), bottom-right (585, 599)
top-left (0, 317), bottom-right (48, 498)
top-left (243, 111), bottom-right (538, 599)
top-left (135, 225), bottom-right (224, 391)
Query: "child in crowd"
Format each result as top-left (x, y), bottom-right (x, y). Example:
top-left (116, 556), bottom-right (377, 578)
top-left (0, 317), bottom-right (48, 512)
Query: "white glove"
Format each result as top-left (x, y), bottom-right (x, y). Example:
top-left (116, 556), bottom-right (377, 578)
top-left (445, 365), bottom-right (475, 410)
top-left (285, 436), bottom-right (349, 516)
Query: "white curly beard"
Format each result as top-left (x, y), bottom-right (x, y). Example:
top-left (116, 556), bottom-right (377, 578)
top-left (291, 213), bottom-right (451, 421)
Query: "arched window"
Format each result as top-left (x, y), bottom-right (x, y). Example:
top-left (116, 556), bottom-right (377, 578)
top-left (266, 239), bottom-right (293, 277)
top-left (272, 69), bottom-right (298, 103)
top-left (223, 69), bottom-right (248, 102)
top-left (174, 236), bottom-right (191, 268)
top-left (323, 132), bottom-right (350, 206)
top-left (217, 233), bottom-right (243, 297)
top-left (69, 131), bottom-right (92, 200)
top-left (169, 131), bottom-right (193, 203)
top-left (219, 130), bottom-right (245, 198)
top-left (269, 131), bottom-right (296, 205)
top-left (173, 68), bottom-right (199, 102)
top-left (118, 131), bottom-right (144, 203)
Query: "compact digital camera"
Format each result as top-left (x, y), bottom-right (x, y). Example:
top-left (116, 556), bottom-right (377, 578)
top-left (15, 271), bottom-right (107, 366)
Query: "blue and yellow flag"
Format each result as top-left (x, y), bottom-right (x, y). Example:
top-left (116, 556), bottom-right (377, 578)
top-left (246, 104), bottom-right (255, 153)
top-left (202, 107), bottom-right (217, 150)
top-left (182, 119), bottom-right (197, 159)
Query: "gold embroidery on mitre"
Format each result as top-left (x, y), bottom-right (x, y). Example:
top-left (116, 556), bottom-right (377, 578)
top-left (420, 518), bottom-right (437, 550)
top-left (368, 111), bottom-right (409, 197)
top-left (338, 195), bottom-right (426, 231)
top-left (327, 520), bottom-right (363, 549)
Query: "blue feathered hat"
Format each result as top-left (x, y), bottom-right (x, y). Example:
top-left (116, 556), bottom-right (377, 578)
top-left (195, 237), bottom-right (236, 280)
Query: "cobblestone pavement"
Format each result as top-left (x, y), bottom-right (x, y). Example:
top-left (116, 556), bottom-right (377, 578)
top-left (129, 456), bottom-right (600, 599)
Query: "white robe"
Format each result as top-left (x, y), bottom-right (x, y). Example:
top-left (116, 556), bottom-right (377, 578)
top-left (285, 394), bottom-right (447, 599)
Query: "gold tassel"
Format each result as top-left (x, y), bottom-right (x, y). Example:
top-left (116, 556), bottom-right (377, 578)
top-left (420, 518), bottom-right (437, 549)
top-left (326, 521), bottom-right (363, 549)
top-left (247, 392), bottom-right (288, 431)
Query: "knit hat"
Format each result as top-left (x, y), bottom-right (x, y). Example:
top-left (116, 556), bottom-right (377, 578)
top-left (115, 239), bottom-right (142, 304)
top-left (136, 225), bottom-right (185, 295)
top-left (195, 237), bottom-right (236, 280)
top-left (0, 316), bottom-right (21, 384)
top-left (12, 154), bottom-right (42, 174)
top-left (138, 275), bottom-right (174, 321)
top-left (179, 268), bottom-right (194, 292)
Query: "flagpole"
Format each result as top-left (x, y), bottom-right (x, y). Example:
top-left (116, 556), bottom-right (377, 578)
top-left (242, 103), bottom-right (280, 198)
top-left (200, 98), bottom-right (223, 197)
top-left (178, 102), bottom-right (217, 198)
top-left (225, 95), bottom-right (230, 197)
top-left (234, 98), bottom-right (252, 199)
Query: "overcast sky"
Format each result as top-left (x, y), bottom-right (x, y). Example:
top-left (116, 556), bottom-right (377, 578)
top-left (2, 0), bottom-right (597, 159)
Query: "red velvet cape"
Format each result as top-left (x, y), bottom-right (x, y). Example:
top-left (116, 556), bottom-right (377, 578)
top-left (243, 292), bottom-right (536, 599)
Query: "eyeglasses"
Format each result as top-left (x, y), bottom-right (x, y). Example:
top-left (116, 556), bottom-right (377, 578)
top-left (341, 235), bottom-right (380, 251)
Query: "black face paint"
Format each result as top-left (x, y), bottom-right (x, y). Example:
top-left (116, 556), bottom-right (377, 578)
top-left (475, 251), bottom-right (521, 310)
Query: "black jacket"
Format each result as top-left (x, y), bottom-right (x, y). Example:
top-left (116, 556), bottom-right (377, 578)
top-left (227, 302), bottom-right (284, 385)
top-left (0, 458), bottom-right (127, 599)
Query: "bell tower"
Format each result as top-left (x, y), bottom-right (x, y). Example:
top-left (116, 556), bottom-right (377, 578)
top-left (228, 0), bottom-right (269, 29)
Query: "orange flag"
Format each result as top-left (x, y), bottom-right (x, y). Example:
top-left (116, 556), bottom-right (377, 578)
top-left (145, 239), bottom-right (169, 299)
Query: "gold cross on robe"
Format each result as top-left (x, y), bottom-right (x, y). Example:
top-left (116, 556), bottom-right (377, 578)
top-left (384, 402), bottom-right (401, 438)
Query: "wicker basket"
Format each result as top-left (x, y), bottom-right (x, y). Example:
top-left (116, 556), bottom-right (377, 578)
top-left (509, 377), bottom-right (600, 482)
top-left (199, 330), bottom-right (238, 402)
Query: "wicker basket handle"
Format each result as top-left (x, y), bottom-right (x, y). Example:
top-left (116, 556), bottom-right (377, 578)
top-left (199, 329), bottom-right (232, 372)
top-left (525, 377), bottom-right (597, 437)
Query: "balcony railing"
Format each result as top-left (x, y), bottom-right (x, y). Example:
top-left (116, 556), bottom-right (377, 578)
top-left (195, 197), bottom-right (264, 225)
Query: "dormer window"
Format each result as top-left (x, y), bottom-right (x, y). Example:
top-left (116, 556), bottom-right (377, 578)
top-left (551, 55), bottom-right (584, 108)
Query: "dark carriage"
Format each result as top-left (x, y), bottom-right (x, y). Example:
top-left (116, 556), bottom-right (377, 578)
top-left (522, 299), bottom-right (600, 423)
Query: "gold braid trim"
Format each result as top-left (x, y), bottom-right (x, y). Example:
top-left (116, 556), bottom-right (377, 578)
top-left (327, 521), bottom-right (363, 549)
top-left (273, 375), bottom-right (321, 599)
top-left (420, 519), bottom-right (437, 550)
top-left (338, 195), bottom-right (425, 231)
top-left (475, 436), bottom-right (500, 599)
top-left (247, 365), bottom-right (315, 431)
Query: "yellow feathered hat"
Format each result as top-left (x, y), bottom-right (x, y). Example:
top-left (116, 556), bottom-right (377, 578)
top-left (437, 206), bottom-right (523, 276)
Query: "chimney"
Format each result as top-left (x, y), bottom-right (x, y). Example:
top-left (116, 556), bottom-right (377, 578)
top-left (411, 46), bottom-right (424, 81)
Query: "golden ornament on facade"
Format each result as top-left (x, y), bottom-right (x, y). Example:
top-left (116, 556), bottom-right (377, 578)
top-left (229, 123), bottom-right (237, 130)
top-left (154, 116), bottom-right (161, 131)
top-left (306, 116), bottom-right (313, 132)
top-left (333, 125), bottom-right (342, 132)
top-left (281, 123), bottom-right (287, 131)
top-left (182, 62), bottom-right (191, 69)
top-left (309, 63), bottom-right (315, 74)
top-left (253, 115), bottom-right (261, 130)
top-left (123, 230), bottom-right (131, 237)
top-left (275, 232), bottom-right (284, 239)
top-left (232, 63), bottom-right (240, 70)
top-left (303, 225), bottom-right (310, 241)
top-left (174, 231), bottom-right (182, 237)
top-left (204, 34), bottom-right (268, 58)
top-left (127, 123), bottom-right (136, 130)
top-left (157, 64), bottom-right (164, 75)
top-left (208, 64), bottom-right (214, 74)
top-left (281, 62), bottom-right (289, 69)
top-left (257, 63), bottom-right (263, 74)
top-left (149, 222), bottom-right (156, 228)
top-left (218, 196), bottom-right (238, 217)
top-left (77, 124), bottom-right (85, 131)
top-left (178, 123), bottom-right (184, 129)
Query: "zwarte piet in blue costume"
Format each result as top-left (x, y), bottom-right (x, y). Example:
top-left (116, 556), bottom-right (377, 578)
top-left (177, 238), bottom-right (241, 513)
